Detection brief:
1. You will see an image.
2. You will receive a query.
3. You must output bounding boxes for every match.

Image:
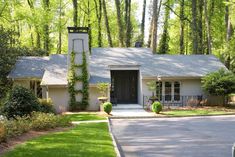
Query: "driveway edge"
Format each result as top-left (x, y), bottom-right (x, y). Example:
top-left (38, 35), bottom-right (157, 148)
top-left (107, 117), bottom-right (122, 157)
top-left (109, 113), bottom-right (235, 119)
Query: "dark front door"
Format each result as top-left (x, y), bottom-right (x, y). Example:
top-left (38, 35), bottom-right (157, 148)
top-left (111, 70), bottom-right (138, 104)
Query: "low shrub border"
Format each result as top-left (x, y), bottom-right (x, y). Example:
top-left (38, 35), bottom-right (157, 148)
top-left (0, 112), bottom-right (71, 143)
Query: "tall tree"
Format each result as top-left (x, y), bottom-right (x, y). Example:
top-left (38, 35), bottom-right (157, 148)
top-left (94, 0), bottom-right (102, 47)
top-left (198, 0), bottom-right (203, 54)
top-left (225, 0), bottom-right (233, 69)
top-left (158, 0), bottom-right (170, 54)
top-left (179, 0), bottom-right (185, 54)
top-left (115, 0), bottom-right (124, 47)
top-left (191, 0), bottom-right (198, 54)
top-left (203, 0), bottom-right (212, 54)
top-left (140, 0), bottom-right (146, 44)
top-left (125, 0), bottom-right (132, 47)
top-left (27, 0), bottom-right (41, 49)
top-left (42, 0), bottom-right (50, 52)
top-left (102, 0), bottom-right (113, 47)
top-left (72, 0), bottom-right (78, 27)
top-left (150, 0), bottom-right (162, 53)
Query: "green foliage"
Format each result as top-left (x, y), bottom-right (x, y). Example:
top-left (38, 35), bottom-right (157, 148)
top-left (202, 69), bottom-right (235, 96)
top-left (3, 116), bottom-right (31, 138)
top-left (38, 98), bottom-right (55, 113)
top-left (2, 86), bottom-right (40, 119)
top-left (30, 112), bottom-right (71, 131)
top-left (0, 26), bottom-right (47, 100)
top-left (152, 101), bottom-right (162, 114)
top-left (97, 82), bottom-right (109, 97)
top-left (0, 112), bottom-right (71, 143)
top-left (103, 102), bottom-right (112, 114)
top-left (68, 51), bottom-right (89, 111)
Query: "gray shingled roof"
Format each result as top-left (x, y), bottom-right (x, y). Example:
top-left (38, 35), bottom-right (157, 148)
top-left (8, 56), bottom-right (49, 79)
top-left (9, 48), bottom-right (227, 85)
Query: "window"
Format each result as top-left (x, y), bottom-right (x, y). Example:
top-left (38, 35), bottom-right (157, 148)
top-left (174, 82), bottom-right (180, 101)
top-left (165, 82), bottom-right (172, 101)
top-left (156, 81), bottom-right (162, 100)
top-left (30, 80), bottom-right (42, 98)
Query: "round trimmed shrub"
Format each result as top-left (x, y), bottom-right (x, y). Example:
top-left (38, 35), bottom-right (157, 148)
top-left (2, 86), bottom-right (40, 119)
top-left (103, 102), bottom-right (112, 114)
top-left (152, 101), bottom-right (162, 114)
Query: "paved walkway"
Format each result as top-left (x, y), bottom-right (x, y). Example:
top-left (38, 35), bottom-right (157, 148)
top-left (111, 104), bottom-right (154, 117)
top-left (110, 115), bottom-right (235, 157)
top-left (72, 120), bottom-right (108, 124)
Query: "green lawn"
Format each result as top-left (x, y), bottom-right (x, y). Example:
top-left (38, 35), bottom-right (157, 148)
top-left (162, 109), bottom-right (233, 116)
top-left (64, 112), bottom-right (106, 121)
top-left (3, 123), bottom-right (116, 157)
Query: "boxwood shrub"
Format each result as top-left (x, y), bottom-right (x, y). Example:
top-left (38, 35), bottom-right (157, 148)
top-left (103, 102), bottom-right (112, 114)
top-left (152, 101), bottom-right (162, 114)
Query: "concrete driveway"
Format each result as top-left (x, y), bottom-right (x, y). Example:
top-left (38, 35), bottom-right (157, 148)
top-left (110, 115), bottom-right (235, 157)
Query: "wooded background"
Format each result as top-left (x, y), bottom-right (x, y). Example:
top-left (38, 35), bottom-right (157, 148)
top-left (0, 0), bottom-right (235, 98)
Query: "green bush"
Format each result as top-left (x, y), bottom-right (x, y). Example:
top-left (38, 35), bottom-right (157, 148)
top-left (2, 86), bottom-right (40, 119)
top-left (0, 112), bottom-right (71, 143)
top-left (103, 102), bottom-right (112, 114)
top-left (30, 112), bottom-right (71, 131)
top-left (3, 116), bottom-right (31, 138)
top-left (152, 101), bottom-right (162, 114)
top-left (202, 69), bottom-right (235, 96)
top-left (38, 98), bottom-right (55, 113)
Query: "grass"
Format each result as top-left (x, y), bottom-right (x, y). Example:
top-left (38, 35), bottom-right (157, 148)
top-left (162, 107), bottom-right (235, 116)
top-left (64, 112), bottom-right (106, 121)
top-left (2, 123), bottom-right (116, 157)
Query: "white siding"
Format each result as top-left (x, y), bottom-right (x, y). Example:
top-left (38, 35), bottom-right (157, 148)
top-left (180, 79), bottom-right (203, 96)
top-left (48, 87), bottom-right (69, 113)
top-left (46, 86), bottom-right (102, 112)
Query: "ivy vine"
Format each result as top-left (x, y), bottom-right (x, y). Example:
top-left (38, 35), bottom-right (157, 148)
top-left (68, 51), bottom-right (89, 111)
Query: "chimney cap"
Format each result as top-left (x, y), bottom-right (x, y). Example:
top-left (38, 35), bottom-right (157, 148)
top-left (67, 27), bottom-right (89, 33)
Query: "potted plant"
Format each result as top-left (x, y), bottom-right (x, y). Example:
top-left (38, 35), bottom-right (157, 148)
top-left (146, 81), bottom-right (158, 103)
top-left (97, 82), bottom-right (109, 111)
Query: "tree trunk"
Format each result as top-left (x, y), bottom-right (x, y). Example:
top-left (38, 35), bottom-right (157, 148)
top-left (158, 0), bottom-right (170, 54)
top-left (141, 0), bottom-right (146, 44)
top-left (225, 0), bottom-right (233, 69)
top-left (125, 0), bottom-right (132, 47)
top-left (115, 0), bottom-right (124, 47)
top-left (191, 0), bottom-right (198, 54)
top-left (147, 18), bottom-right (153, 48)
top-left (198, 0), bottom-right (203, 54)
top-left (102, 0), bottom-right (113, 47)
top-left (42, 0), bottom-right (50, 52)
top-left (72, 0), bottom-right (78, 27)
top-left (203, 0), bottom-right (212, 54)
top-left (36, 31), bottom-right (41, 49)
top-left (94, 0), bottom-right (102, 47)
top-left (151, 0), bottom-right (159, 53)
top-left (179, 0), bottom-right (185, 54)
top-left (57, 0), bottom-right (62, 54)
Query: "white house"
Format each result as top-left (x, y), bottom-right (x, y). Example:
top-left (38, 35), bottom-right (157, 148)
top-left (8, 27), bottom-right (227, 112)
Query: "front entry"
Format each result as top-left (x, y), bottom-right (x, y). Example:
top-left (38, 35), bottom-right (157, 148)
top-left (111, 70), bottom-right (138, 104)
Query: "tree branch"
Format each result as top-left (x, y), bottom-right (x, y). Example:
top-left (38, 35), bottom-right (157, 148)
top-left (163, 3), bottom-right (191, 23)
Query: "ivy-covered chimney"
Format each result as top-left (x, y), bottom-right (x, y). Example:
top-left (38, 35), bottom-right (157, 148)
top-left (67, 27), bottom-right (90, 110)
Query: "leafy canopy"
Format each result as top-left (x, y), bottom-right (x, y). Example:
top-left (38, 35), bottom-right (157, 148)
top-left (202, 69), bottom-right (235, 96)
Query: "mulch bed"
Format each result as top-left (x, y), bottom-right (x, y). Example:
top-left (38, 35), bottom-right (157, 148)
top-left (0, 127), bottom-right (73, 156)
